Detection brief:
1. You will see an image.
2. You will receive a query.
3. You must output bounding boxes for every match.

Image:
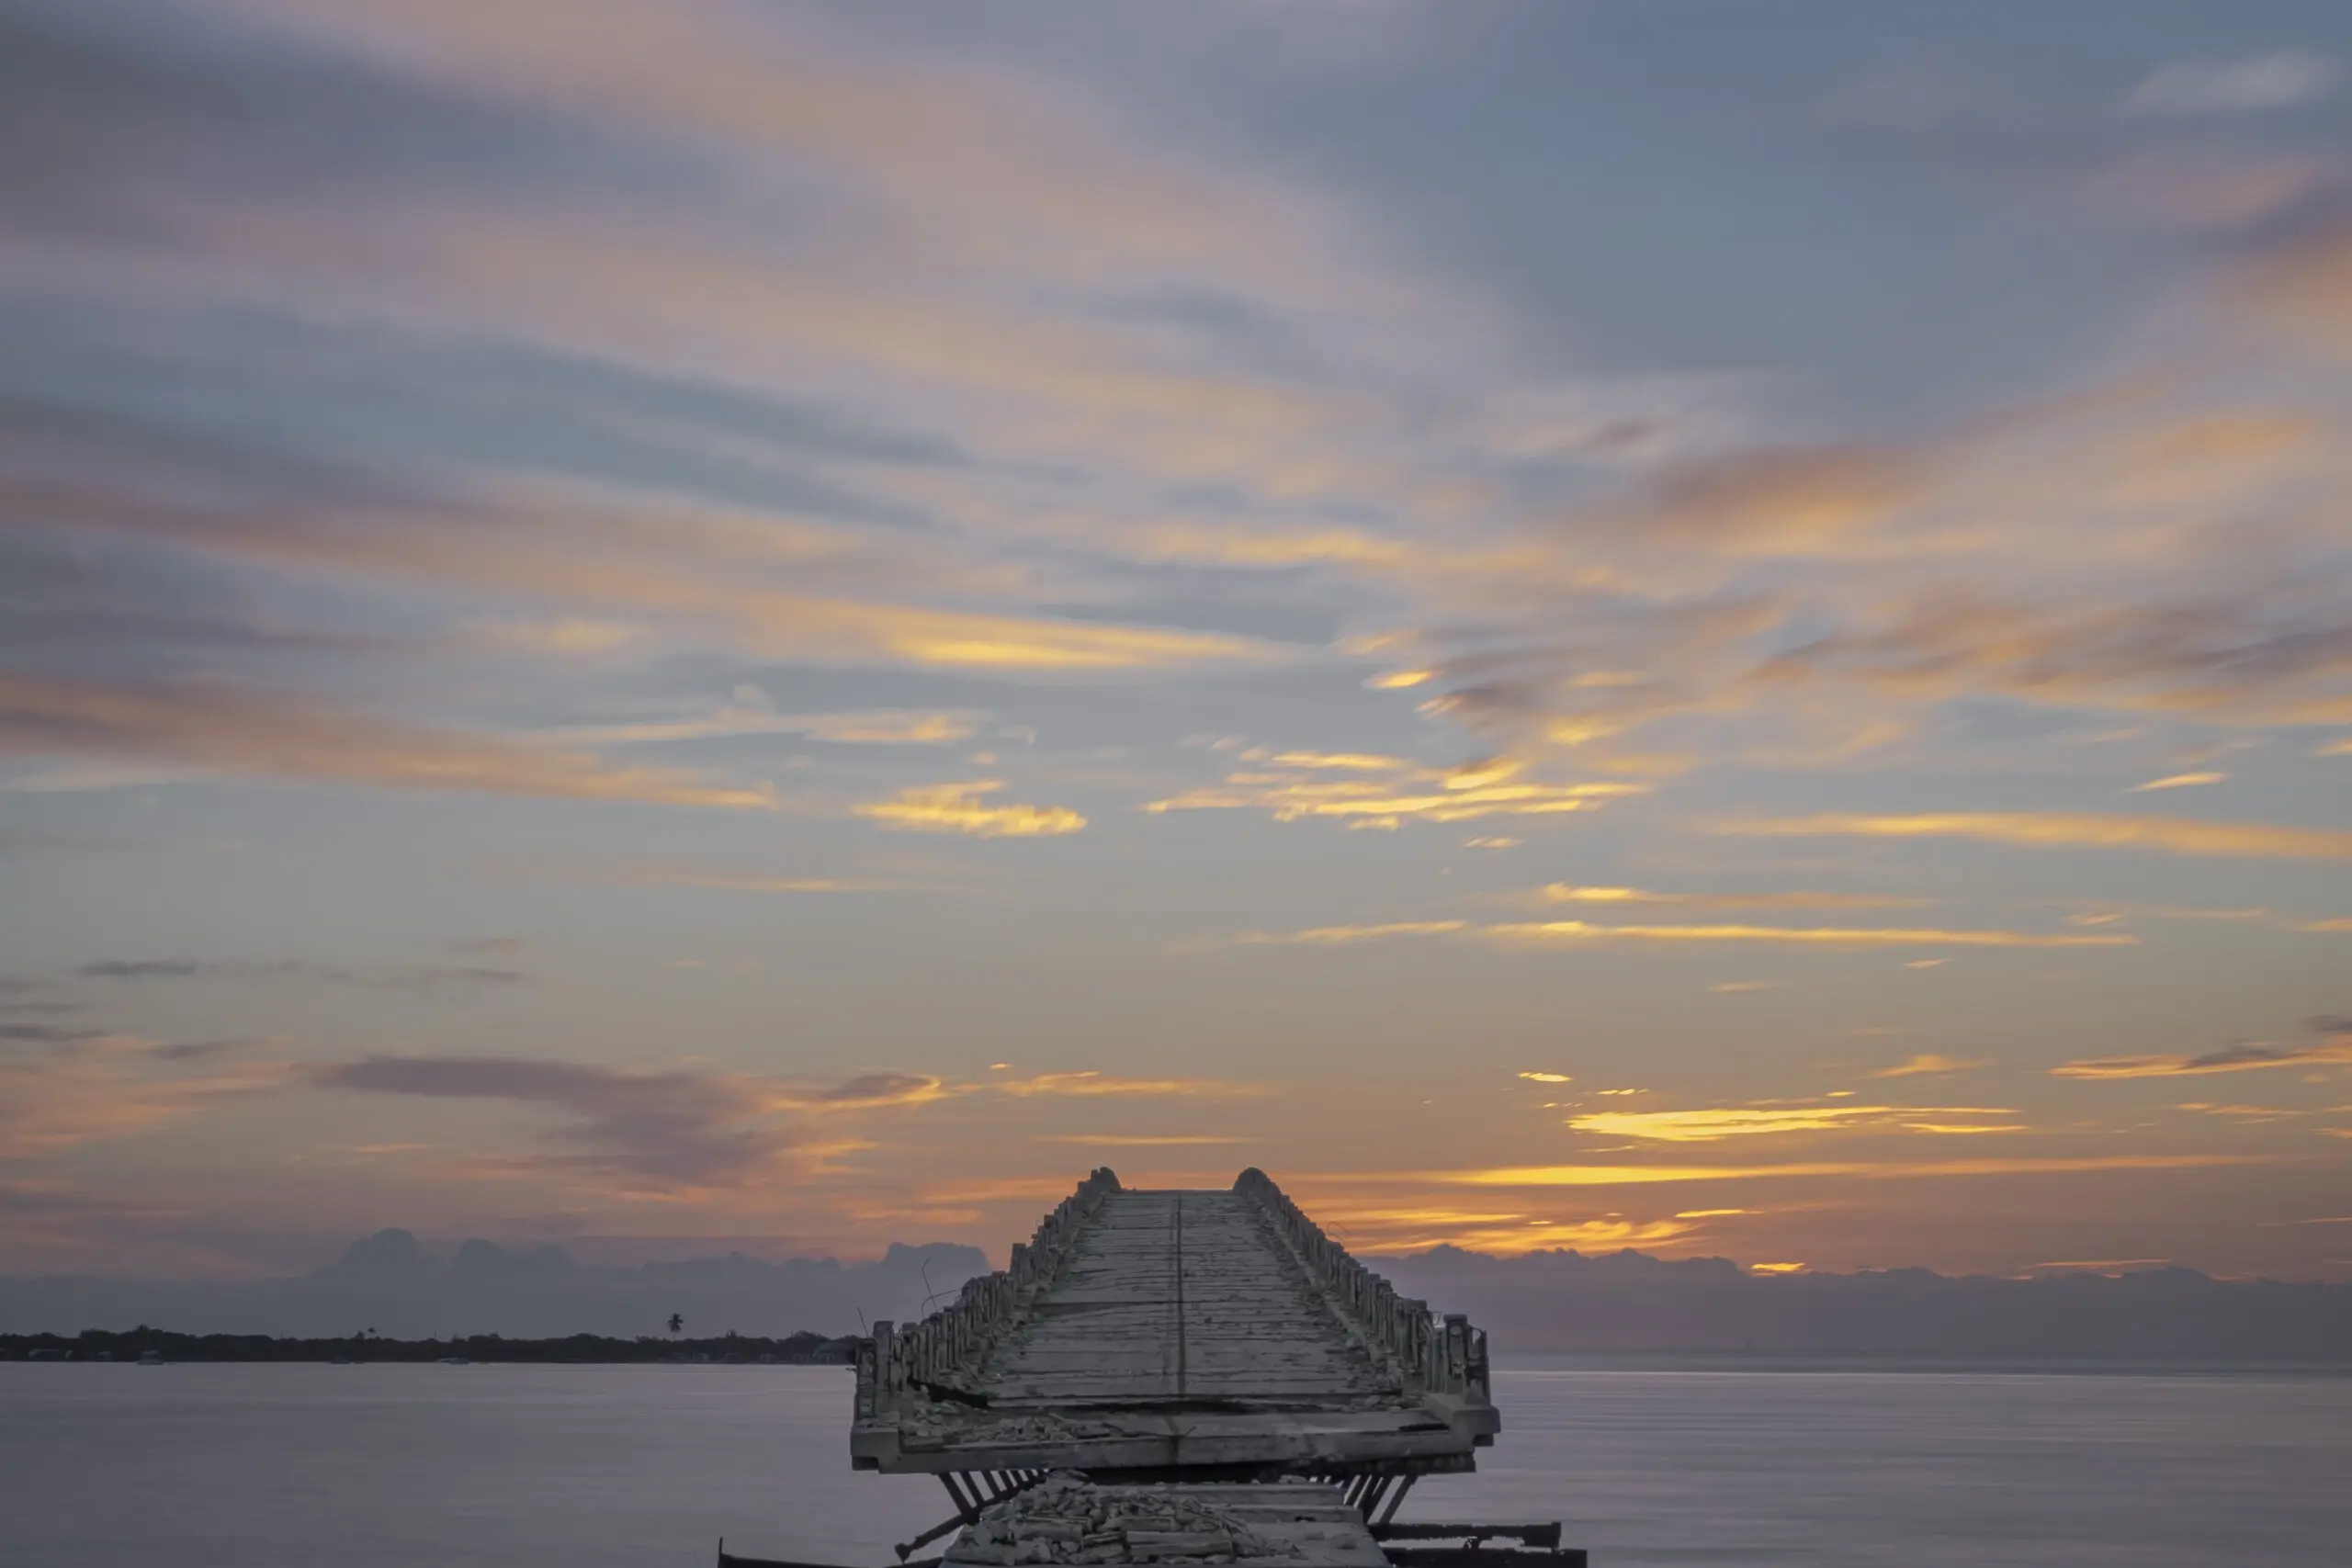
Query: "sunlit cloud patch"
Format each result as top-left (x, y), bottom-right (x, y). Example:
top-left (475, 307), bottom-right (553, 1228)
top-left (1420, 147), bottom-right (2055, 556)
top-left (854, 781), bottom-right (1087, 837)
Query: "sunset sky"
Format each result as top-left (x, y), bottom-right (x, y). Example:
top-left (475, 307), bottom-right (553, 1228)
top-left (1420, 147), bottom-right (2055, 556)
top-left (5, 1), bottom-right (2350, 1283)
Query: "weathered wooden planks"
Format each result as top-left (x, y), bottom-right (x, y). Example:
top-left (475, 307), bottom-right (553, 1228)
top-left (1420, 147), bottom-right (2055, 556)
top-left (852, 1170), bottom-right (1498, 1476)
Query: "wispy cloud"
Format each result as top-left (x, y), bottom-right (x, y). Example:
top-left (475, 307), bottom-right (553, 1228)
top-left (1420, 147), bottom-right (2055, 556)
top-left (1034, 1134), bottom-right (1251, 1146)
top-left (547, 689), bottom-right (985, 747)
top-left (70, 958), bottom-right (531, 994)
top-left (1221, 920), bottom-right (1468, 947)
top-left (0, 1034), bottom-right (290, 1159)
top-left (2052, 1029), bottom-right (2352, 1080)
top-left (2174, 1103), bottom-right (2308, 1123)
top-left (1566, 1102), bottom-right (2023, 1142)
top-left (0, 673), bottom-right (776, 810)
top-left (1213, 919), bottom-right (2122, 952)
top-left (2127, 53), bottom-right (2336, 115)
top-left (1535, 886), bottom-right (1927, 910)
top-left (611, 863), bottom-right (906, 895)
top-left (2124, 772), bottom-right (2225, 793)
top-left (1729, 812), bottom-right (2352, 860)
top-left (307, 1057), bottom-right (945, 1189)
top-left (1147, 755), bottom-right (1643, 829)
top-left (853, 780), bottom-right (1086, 837)
top-left (1481, 921), bottom-right (2131, 950)
top-left (990, 1070), bottom-right (1267, 1100)
top-left (1435, 1154), bottom-right (2281, 1187)
top-left (1868, 1055), bottom-right (1991, 1078)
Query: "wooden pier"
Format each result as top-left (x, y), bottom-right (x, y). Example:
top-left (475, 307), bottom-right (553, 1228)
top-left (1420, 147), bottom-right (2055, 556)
top-left (853, 1169), bottom-right (1498, 1480)
top-left (721, 1168), bottom-right (1589, 1568)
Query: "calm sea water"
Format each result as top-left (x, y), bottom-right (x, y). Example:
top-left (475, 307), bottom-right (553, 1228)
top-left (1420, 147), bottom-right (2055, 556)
top-left (3, 1364), bottom-right (2346, 1567)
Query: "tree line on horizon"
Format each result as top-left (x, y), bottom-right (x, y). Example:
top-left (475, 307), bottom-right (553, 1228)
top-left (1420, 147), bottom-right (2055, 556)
top-left (0, 1326), bottom-right (863, 1364)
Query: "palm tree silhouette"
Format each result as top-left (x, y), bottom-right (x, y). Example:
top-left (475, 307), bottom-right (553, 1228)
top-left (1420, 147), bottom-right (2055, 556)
top-left (668, 1313), bottom-right (684, 1336)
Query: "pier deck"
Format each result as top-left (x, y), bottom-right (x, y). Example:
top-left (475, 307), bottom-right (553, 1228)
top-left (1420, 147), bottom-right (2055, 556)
top-left (852, 1169), bottom-right (1497, 1477)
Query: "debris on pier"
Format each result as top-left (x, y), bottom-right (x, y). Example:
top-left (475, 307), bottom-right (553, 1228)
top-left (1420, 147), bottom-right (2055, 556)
top-left (943, 1476), bottom-right (1385, 1567)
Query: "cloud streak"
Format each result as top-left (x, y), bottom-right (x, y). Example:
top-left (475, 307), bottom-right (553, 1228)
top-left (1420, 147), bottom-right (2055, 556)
top-left (1147, 755), bottom-right (1643, 829)
top-left (1728, 812), bottom-right (2352, 861)
top-left (2052, 1021), bottom-right (2352, 1080)
top-left (1565, 1102), bottom-right (2024, 1142)
top-left (1435, 1155), bottom-right (2283, 1187)
top-left (854, 781), bottom-right (1086, 838)
top-left (1215, 919), bottom-right (2127, 952)
top-left (0, 674), bottom-right (777, 810)
top-left (1535, 886), bottom-right (1928, 910)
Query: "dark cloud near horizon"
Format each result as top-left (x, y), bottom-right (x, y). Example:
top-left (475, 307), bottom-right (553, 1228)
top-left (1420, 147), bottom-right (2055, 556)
top-left (311, 1055), bottom-right (794, 1187)
top-left (0, 1023), bottom-right (107, 1044)
top-left (807, 1071), bottom-right (936, 1105)
top-left (2179, 1041), bottom-right (2313, 1071)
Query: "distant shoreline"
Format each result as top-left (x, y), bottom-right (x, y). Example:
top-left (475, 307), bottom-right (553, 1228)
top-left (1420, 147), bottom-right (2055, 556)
top-left (1491, 1349), bottom-right (2352, 1376)
top-left (0, 1329), bottom-right (859, 1364)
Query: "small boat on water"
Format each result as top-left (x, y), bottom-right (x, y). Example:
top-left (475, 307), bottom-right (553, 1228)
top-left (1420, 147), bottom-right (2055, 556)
top-left (138, 1350), bottom-right (165, 1365)
top-left (439, 1356), bottom-right (471, 1365)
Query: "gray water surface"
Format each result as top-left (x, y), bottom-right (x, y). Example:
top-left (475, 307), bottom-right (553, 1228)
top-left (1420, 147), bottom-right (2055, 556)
top-left (2, 1364), bottom-right (2345, 1567)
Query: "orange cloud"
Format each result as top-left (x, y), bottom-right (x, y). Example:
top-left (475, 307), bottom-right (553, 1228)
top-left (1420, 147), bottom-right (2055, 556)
top-left (990, 1071), bottom-right (1268, 1100)
top-left (1482, 921), bottom-right (2131, 949)
top-left (1438, 1153), bottom-right (2281, 1186)
top-left (1146, 754), bottom-right (1643, 827)
top-left (1566, 1103), bottom-right (2021, 1142)
top-left (1214, 918), bottom-right (2120, 953)
top-left (1034, 1134), bottom-right (1252, 1146)
top-left (1223, 920), bottom-right (1469, 947)
top-left (0, 1034), bottom-right (292, 1159)
top-left (2052, 1039), bottom-right (2352, 1079)
top-left (854, 781), bottom-right (1085, 837)
top-left (2124, 772), bottom-right (2226, 793)
top-left (1266, 751), bottom-right (1411, 772)
top-left (1537, 886), bottom-right (1928, 910)
top-left (1731, 811), bottom-right (2352, 860)
top-left (1868, 1055), bottom-right (1991, 1078)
